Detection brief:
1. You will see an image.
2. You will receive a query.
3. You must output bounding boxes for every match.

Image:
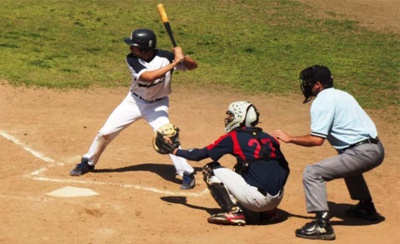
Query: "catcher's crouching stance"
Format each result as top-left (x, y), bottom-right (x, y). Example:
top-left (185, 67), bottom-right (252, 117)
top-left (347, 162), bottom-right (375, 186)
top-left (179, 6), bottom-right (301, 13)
top-left (153, 101), bottom-right (290, 226)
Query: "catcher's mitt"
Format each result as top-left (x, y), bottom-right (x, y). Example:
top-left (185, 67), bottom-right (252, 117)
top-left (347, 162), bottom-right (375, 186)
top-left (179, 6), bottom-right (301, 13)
top-left (152, 123), bottom-right (181, 154)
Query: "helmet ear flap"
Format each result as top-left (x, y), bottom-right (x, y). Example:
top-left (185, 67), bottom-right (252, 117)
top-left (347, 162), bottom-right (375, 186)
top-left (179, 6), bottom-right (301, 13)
top-left (224, 101), bottom-right (259, 132)
top-left (244, 105), bottom-right (259, 127)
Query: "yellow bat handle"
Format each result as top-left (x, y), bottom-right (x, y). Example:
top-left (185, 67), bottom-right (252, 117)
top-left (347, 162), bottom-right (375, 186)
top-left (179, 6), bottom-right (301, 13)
top-left (157, 4), bottom-right (169, 23)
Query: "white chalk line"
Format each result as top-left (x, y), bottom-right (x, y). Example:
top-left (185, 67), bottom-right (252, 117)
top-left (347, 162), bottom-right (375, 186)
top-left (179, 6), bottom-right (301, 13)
top-left (0, 194), bottom-right (52, 202)
top-left (0, 130), bottom-right (208, 197)
top-left (30, 176), bottom-right (208, 197)
top-left (0, 130), bottom-right (57, 164)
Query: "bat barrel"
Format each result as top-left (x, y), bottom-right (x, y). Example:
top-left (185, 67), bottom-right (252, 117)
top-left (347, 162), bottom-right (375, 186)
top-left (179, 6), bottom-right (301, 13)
top-left (157, 3), bottom-right (177, 47)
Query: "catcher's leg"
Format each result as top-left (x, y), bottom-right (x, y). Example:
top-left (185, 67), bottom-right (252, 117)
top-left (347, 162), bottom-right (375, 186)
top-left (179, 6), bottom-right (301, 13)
top-left (203, 162), bottom-right (237, 212)
top-left (203, 162), bottom-right (245, 225)
top-left (208, 183), bottom-right (237, 212)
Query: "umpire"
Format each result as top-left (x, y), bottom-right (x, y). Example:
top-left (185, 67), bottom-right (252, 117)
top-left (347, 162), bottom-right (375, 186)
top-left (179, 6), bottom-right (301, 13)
top-left (272, 65), bottom-right (384, 240)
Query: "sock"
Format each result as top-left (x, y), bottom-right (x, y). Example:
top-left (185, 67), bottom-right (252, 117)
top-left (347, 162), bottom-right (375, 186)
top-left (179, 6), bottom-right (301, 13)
top-left (316, 211), bottom-right (329, 220)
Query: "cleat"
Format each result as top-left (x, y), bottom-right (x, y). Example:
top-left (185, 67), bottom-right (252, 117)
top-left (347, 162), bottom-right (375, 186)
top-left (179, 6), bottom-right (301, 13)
top-left (345, 201), bottom-right (379, 221)
top-left (295, 219), bottom-right (335, 240)
top-left (70, 158), bottom-right (94, 176)
top-left (208, 207), bottom-right (246, 226)
top-left (180, 171), bottom-right (195, 190)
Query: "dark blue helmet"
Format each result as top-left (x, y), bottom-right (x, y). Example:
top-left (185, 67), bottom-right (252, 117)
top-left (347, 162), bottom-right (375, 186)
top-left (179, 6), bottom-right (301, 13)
top-left (124, 28), bottom-right (157, 53)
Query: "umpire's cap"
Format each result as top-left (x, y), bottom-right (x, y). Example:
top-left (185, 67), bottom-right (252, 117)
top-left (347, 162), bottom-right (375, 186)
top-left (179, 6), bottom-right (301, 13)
top-left (300, 65), bottom-right (333, 88)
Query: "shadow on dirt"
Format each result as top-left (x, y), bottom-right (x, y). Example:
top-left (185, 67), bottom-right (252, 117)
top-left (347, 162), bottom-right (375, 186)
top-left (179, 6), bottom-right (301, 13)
top-left (328, 201), bottom-right (385, 226)
top-left (160, 196), bottom-right (312, 226)
top-left (93, 163), bottom-right (203, 185)
top-left (159, 197), bottom-right (386, 226)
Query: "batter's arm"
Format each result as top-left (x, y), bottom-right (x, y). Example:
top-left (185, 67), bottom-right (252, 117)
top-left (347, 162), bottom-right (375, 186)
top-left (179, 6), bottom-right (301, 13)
top-left (140, 61), bottom-right (181, 82)
top-left (139, 47), bottom-right (185, 82)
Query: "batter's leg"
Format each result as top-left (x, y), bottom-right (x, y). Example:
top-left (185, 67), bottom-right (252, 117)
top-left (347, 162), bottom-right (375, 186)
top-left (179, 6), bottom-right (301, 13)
top-left (84, 131), bottom-right (120, 165)
top-left (83, 94), bottom-right (142, 165)
top-left (145, 99), bottom-right (194, 176)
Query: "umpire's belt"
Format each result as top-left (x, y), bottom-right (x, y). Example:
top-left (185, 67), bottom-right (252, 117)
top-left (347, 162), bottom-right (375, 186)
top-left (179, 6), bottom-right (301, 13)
top-left (339, 137), bottom-right (379, 153)
top-left (133, 92), bottom-right (163, 103)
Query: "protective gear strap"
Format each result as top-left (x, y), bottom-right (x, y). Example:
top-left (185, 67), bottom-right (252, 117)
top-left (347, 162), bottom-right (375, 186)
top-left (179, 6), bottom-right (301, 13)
top-left (208, 183), bottom-right (236, 212)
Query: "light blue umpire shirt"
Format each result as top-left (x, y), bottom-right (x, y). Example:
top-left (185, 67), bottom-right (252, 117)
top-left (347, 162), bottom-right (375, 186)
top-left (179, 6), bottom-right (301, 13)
top-left (309, 88), bottom-right (378, 150)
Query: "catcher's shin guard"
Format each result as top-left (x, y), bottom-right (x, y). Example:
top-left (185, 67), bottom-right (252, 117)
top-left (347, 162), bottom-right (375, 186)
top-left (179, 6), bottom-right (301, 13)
top-left (208, 183), bottom-right (235, 212)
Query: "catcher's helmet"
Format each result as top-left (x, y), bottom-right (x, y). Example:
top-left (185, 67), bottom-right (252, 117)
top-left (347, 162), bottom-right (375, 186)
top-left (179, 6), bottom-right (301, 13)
top-left (299, 65), bottom-right (333, 103)
top-left (124, 28), bottom-right (157, 53)
top-left (225, 101), bottom-right (260, 132)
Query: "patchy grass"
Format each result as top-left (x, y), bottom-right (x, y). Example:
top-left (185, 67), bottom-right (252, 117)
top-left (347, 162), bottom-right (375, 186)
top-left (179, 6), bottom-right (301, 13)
top-left (0, 0), bottom-right (398, 108)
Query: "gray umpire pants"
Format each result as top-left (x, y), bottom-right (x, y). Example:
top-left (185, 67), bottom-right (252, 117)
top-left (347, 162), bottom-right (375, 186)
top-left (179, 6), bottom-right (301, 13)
top-left (303, 141), bottom-right (384, 213)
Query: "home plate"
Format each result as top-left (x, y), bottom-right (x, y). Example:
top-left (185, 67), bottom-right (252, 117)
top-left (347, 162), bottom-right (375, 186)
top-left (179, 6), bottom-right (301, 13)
top-left (46, 186), bottom-right (99, 197)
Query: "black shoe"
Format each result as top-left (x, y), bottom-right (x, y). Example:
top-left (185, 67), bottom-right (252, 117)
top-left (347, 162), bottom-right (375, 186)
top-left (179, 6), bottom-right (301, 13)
top-left (180, 171), bottom-right (195, 190)
top-left (70, 158), bottom-right (94, 176)
top-left (295, 219), bottom-right (335, 240)
top-left (346, 201), bottom-right (379, 221)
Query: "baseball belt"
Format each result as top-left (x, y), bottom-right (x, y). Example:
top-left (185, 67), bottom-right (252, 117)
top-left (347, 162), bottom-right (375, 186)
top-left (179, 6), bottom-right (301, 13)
top-left (132, 92), bottom-right (163, 103)
top-left (339, 137), bottom-right (379, 154)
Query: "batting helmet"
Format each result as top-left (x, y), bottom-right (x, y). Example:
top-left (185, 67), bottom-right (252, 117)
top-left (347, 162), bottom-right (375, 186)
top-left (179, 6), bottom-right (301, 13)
top-left (124, 28), bottom-right (157, 53)
top-left (225, 101), bottom-right (260, 132)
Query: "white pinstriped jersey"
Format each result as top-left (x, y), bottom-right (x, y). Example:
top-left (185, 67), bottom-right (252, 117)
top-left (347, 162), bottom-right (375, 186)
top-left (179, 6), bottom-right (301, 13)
top-left (126, 49), bottom-right (187, 101)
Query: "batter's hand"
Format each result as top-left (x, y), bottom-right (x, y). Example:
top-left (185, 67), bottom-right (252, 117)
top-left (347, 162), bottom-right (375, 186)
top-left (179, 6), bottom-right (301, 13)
top-left (271, 129), bottom-right (290, 143)
top-left (173, 46), bottom-right (184, 63)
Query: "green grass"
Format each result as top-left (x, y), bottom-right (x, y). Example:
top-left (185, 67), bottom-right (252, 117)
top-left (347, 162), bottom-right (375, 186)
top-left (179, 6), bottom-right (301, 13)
top-left (0, 0), bottom-right (398, 109)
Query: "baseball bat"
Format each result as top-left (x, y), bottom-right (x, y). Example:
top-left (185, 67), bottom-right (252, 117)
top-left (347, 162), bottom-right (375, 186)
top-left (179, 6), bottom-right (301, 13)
top-left (157, 3), bottom-right (177, 47)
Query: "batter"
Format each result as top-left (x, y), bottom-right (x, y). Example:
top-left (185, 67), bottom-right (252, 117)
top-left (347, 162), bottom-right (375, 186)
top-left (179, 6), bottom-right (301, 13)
top-left (70, 28), bottom-right (198, 190)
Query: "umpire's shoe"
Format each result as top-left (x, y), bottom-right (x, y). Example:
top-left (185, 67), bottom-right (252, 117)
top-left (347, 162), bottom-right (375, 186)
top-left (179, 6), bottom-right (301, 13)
top-left (345, 199), bottom-right (379, 221)
top-left (180, 171), bottom-right (196, 190)
top-left (70, 158), bottom-right (94, 176)
top-left (208, 206), bottom-right (246, 226)
top-left (295, 212), bottom-right (335, 240)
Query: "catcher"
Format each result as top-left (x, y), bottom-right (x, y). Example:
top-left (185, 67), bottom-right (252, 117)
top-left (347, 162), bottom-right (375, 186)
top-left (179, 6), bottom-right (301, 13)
top-left (153, 101), bottom-right (290, 226)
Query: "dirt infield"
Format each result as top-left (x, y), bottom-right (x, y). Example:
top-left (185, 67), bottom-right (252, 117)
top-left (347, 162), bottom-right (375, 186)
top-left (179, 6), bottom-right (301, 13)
top-left (1, 1), bottom-right (399, 243)
top-left (1, 83), bottom-right (399, 243)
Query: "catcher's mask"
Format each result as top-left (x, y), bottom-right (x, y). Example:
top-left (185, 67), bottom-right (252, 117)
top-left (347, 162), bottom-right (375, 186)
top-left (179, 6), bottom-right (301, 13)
top-left (224, 101), bottom-right (260, 132)
top-left (124, 28), bottom-right (157, 53)
top-left (300, 65), bottom-right (333, 103)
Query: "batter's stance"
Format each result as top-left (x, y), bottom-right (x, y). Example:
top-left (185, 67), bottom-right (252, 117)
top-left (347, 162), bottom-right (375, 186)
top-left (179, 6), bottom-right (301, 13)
top-left (70, 28), bottom-right (198, 190)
